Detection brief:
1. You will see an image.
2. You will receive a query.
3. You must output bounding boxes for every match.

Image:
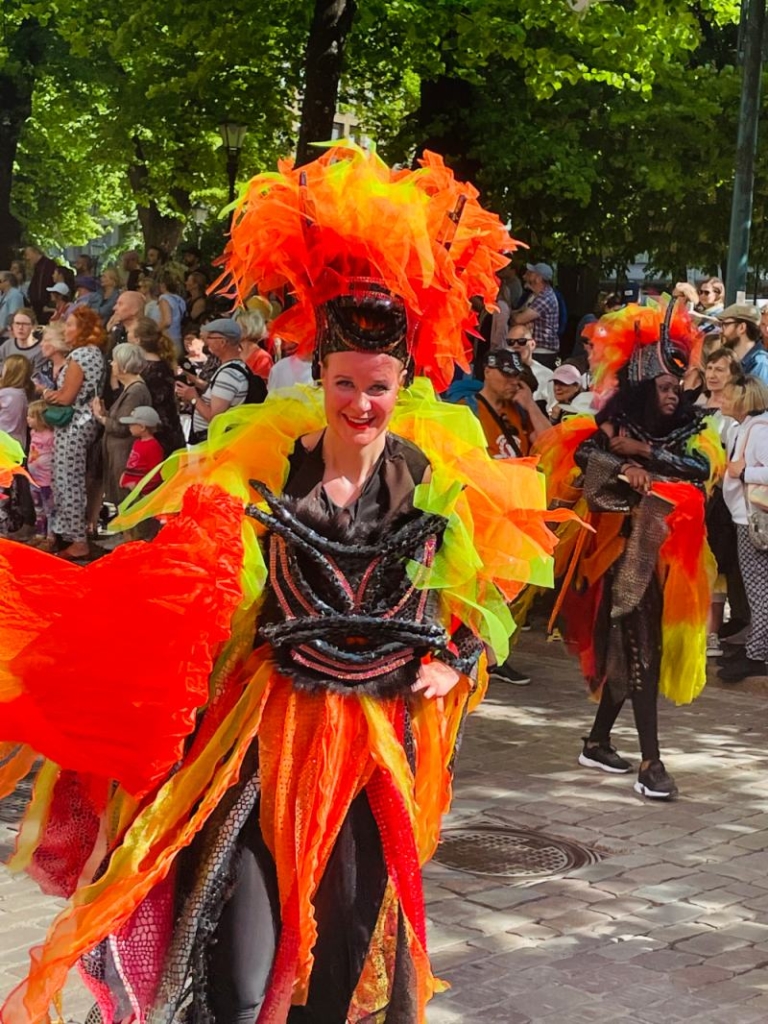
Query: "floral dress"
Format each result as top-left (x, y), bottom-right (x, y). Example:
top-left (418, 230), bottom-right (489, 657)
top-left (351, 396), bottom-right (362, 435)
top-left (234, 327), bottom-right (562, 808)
top-left (50, 345), bottom-right (105, 543)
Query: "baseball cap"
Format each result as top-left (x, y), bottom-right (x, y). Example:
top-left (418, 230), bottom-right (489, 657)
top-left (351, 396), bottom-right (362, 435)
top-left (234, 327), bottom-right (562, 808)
top-left (46, 282), bottom-right (70, 297)
top-left (526, 262), bottom-right (554, 282)
top-left (552, 364), bottom-right (583, 386)
top-left (486, 349), bottom-right (524, 375)
top-left (74, 275), bottom-right (99, 292)
top-left (716, 303), bottom-right (760, 325)
top-left (119, 406), bottom-right (161, 428)
top-left (201, 317), bottom-right (242, 343)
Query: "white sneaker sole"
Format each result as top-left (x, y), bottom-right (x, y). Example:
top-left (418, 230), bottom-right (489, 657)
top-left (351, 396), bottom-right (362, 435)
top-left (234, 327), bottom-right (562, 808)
top-left (578, 752), bottom-right (631, 774)
top-left (633, 781), bottom-right (677, 799)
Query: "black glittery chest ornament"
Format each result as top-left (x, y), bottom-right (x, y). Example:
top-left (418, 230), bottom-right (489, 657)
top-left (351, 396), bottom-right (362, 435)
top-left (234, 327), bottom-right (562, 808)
top-left (246, 480), bottom-right (450, 697)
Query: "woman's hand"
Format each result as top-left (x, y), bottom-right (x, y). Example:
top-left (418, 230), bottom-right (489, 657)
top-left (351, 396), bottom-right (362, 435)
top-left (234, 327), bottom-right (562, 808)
top-left (727, 457), bottom-right (746, 479)
top-left (411, 658), bottom-right (460, 700)
top-left (622, 465), bottom-right (652, 493)
top-left (91, 397), bottom-right (104, 417)
top-left (610, 436), bottom-right (650, 459)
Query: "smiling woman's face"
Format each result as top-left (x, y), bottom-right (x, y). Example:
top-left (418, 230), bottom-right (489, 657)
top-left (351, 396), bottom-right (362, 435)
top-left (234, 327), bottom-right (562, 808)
top-left (322, 351), bottom-right (404, 449)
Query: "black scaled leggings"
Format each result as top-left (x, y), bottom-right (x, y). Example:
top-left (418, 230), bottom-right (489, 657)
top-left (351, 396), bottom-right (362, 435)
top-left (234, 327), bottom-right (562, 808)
top-left (209, 790), bottom-right (388, 1024)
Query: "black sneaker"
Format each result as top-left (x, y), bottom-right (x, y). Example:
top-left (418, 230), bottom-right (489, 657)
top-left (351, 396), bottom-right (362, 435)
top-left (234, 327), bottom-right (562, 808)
top-left (490, 663), bottom-right (531, 686)
top-left (718, 654), bottom-right (768, 683)
top-left (578, 738), bottom-right (632, 774)
top-left (634, 760), bottom-right (678, 800)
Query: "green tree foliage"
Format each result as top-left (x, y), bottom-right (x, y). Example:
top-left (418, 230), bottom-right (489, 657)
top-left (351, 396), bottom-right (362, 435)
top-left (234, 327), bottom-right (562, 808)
top-left (2, 0), bottom-right (756, 282)
top-left (345, 0), bottom-right (745, 276)
top-left (9, 0), bottom-right (310, 251)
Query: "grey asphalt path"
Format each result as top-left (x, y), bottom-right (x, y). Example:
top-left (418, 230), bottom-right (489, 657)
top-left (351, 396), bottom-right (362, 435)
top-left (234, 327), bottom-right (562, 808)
top-left (2, 634), bottom-right (768, 1022)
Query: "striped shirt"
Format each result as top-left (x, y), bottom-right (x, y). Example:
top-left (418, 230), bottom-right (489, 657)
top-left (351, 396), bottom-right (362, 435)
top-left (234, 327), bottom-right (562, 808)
top-left (192, 359), bottom-right (249, 437)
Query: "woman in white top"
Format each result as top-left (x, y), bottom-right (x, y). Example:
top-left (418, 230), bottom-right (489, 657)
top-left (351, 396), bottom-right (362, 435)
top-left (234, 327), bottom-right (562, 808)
top-left (700, 346), bottom-right (744, 655)
top-left (720, 376), bottom-right (768, 681)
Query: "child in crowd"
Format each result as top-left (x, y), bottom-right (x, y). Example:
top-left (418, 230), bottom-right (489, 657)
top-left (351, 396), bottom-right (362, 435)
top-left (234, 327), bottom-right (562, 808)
top-left (118, 406), bottom-right (165, 496)
top-left (26, 400), bottom-right (55, 550)
top-left (0, 355), bottom-right (36, 537)
top-left (0, 354), bottom-right (34, 447)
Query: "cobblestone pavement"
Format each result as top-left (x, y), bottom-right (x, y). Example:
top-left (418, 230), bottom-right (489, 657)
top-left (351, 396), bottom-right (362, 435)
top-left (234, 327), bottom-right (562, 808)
top-left (3, 634), bottom-right (768, 1022)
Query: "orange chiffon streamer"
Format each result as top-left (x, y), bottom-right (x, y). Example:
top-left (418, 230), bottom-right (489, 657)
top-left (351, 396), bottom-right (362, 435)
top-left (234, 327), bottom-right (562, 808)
top-left (0, 485), bottom-right (245, 799)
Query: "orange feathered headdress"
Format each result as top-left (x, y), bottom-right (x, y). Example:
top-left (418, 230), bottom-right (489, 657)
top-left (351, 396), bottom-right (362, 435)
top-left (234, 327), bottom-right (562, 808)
top-left (584, 298), bottom-right (703, 398)
top-left (219, 143), bottom-right (521, 392)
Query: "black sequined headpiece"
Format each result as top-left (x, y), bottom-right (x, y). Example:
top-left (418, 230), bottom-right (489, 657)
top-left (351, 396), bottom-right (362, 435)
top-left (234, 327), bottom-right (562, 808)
top-left (627, 300), bottom-right (688, 384)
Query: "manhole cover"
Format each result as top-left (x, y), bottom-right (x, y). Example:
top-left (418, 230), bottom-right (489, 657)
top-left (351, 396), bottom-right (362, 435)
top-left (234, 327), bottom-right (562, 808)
top-left (434, 825), bottom-right (601, 878)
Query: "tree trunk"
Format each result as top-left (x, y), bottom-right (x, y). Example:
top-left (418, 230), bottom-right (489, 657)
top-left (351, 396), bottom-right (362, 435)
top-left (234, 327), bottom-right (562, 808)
top-left (0, 19), bottom-right (47, 267)
top-left (128, 142), bottom-right (190, 254)
top-left (295, 0), bottom-right (357, 167)
top-left (412, 76), bottom-right (482, 184)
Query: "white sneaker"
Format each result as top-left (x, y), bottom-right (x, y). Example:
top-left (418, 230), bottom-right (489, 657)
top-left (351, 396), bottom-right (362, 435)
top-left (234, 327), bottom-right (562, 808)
top-left (706, 633), bottom-right (723, 658)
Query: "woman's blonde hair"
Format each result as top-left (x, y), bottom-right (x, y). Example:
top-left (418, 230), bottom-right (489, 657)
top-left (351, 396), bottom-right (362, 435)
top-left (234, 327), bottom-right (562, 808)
top-left (27, 399), bottom-right (49, 431)
top-left (42, 322), bottom-right (69, 353)
top-left (724, 375), bottom-right (768, 418)
top-left (101, 267), bottom-right (123, 289)
top-left (0, 354), bottom-right (34, 397)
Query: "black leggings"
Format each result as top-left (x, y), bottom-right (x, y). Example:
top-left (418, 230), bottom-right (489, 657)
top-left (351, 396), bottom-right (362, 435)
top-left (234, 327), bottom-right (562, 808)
top-left (208, 812), bottom-right (280, 1024)
top-left (209, 791), bottom-right (388, 1024)
top-left (588, 676), bottom-right (660, 762)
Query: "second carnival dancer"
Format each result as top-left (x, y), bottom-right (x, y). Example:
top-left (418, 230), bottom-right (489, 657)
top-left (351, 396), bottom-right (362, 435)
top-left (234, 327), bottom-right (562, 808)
top-left (0, 146), bottom-right (567, 1024)
top-left (536, 301), bottom-right (724, 800)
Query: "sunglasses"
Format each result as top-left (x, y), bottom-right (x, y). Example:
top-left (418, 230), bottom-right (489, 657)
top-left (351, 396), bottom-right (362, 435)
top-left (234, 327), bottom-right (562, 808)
top-left (508, 337), bottom-right (533, 346)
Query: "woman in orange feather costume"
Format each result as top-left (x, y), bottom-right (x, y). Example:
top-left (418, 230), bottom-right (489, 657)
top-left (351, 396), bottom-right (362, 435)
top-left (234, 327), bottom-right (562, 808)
top-left (0, 146), bottom-right (563, 1024)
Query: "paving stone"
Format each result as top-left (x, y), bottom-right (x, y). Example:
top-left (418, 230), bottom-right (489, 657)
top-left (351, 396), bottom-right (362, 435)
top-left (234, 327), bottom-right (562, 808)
top-left (726, 920), bottom-right (768, 943)
top-left (503, 983), bottom-right (592, 1018)
top-left (630, 949), bottom-right (703, 972)
top-left (629, 881), bottom-right (704, 904)
top-left (676, 931), bottom-right (751, 958)
top-left (633, 901), bottom-right (706, 925)
top-left (513, 895), bottom-right (589, 921)
top-left (670, 963), bottom-right (734, 988)
top-left (586, 896), bottom-right (652, 919)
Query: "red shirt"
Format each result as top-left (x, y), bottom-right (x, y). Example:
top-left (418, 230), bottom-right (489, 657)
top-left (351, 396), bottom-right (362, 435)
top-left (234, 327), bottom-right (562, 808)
top-left (119, 436), bottom-right (165, 494)
top-left (245, 345), bottom-right (273, 381)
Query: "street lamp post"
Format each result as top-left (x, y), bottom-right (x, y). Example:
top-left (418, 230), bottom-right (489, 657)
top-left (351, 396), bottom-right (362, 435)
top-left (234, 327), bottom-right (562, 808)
top-left (725, 0), bottom-right (766, 304)
top-left (218, 122), bottom-right (248, 230)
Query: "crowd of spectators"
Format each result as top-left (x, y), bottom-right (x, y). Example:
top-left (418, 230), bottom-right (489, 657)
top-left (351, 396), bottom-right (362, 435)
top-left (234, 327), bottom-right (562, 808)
top-left (0, 247), bottom-right (767, 683)
top-left (0, 243), bottom-right (277, 556)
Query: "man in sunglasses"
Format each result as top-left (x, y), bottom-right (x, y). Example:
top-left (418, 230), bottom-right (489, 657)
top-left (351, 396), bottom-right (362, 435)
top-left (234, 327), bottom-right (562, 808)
top-left (505, 322), bottom-right (554, 404)
top-left (717, 304), bottom-right (768, 385)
